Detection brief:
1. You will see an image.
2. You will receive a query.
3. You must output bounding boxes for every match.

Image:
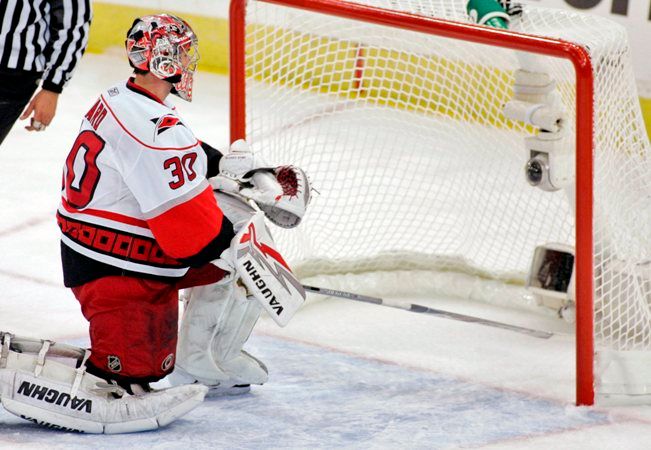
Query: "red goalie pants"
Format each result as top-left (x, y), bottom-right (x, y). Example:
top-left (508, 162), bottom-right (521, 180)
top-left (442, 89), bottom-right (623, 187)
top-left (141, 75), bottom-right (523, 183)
top-left (70, 266), bottom-right (227, 382)
top-left (72, 276), bottom-right (179, 382)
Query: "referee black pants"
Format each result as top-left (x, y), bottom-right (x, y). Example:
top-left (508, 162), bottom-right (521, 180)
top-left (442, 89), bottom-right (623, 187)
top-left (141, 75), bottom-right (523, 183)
top-left (0, 69), bottom-right (40, 146)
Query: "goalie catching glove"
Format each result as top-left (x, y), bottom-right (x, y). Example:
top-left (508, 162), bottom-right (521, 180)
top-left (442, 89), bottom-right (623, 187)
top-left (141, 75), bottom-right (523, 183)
top-left (211, 139), bottom-right (311, 228)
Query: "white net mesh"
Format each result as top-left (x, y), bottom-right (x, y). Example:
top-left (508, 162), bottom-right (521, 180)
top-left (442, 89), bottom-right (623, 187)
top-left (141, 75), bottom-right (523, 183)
top-left (238, 1), bottom-right (651, 352)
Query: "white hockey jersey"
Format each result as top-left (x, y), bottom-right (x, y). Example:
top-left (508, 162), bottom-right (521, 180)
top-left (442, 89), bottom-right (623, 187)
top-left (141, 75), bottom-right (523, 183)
top-left (57, 79), bottom-right (231, 287)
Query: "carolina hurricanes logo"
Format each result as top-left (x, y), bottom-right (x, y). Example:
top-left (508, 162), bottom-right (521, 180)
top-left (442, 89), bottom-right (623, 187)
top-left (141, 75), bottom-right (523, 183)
top-left (151, 115), bottom-right (184, 138)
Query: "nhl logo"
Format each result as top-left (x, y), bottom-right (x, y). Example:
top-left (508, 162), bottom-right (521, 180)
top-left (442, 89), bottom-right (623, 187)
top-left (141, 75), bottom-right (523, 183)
top-left (161, 353), bottom-right (174, 372)
top-left (107, 355), bottom-right (122, 373)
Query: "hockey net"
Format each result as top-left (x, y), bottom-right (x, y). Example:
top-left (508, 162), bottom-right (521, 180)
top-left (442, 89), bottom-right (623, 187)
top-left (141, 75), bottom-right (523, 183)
top-left (230, 0), bottom-right (651, 405)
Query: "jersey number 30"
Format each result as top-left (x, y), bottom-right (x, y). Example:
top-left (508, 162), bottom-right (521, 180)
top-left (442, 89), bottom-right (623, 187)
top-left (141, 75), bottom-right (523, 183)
top-left (64, 130), bottom-right (200, 207)
top-left (163, 153), bottom-right (197, 189)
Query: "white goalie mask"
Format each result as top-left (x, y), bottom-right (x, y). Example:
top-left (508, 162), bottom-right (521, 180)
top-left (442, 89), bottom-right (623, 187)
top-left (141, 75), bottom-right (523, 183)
top-left (125, 14), bottom-right (199, 101)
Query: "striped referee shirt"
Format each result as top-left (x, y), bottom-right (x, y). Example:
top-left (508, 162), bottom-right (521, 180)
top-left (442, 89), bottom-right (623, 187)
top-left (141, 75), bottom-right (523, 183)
top-left (0, 0), bottom-right (92, 93)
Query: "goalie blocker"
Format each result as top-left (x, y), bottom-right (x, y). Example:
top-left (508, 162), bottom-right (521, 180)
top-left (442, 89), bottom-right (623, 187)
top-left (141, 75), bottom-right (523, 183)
top-left (231, 212), bottom-right (306, 326)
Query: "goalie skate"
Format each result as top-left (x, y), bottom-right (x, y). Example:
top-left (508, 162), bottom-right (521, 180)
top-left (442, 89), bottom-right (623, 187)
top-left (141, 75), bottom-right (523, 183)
top-left (169, 350), bottom-right (267, 397)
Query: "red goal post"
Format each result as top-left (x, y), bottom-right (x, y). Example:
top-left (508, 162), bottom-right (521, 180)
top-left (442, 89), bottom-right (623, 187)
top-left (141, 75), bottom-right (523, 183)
top-left (229, 0), bottom-right (596, 405)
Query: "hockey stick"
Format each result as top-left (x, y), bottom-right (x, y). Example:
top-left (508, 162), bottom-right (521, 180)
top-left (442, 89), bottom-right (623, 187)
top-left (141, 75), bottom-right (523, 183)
top-left (302, 285), bottom-right (554, 339)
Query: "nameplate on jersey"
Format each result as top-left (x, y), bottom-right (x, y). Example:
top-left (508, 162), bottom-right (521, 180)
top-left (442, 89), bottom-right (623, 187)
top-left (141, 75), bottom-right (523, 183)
top-left (85, 99), bottom-right (108, 130)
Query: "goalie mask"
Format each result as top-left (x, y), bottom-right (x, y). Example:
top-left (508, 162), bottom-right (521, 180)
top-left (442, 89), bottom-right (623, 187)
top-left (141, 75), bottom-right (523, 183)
top-left (125, 14), bottom-right (199, 101)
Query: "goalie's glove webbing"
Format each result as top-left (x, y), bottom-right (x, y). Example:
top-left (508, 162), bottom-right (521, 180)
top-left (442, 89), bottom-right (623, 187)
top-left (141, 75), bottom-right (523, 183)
top-left (252, 166), bottom-right (311, 229)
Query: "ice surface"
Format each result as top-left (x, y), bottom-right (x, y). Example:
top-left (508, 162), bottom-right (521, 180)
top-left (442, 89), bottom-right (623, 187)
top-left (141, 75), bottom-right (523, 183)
top-left (1, 53), bottom-right (651, 449)
top-left (0, 335), bottom-right (610, 449)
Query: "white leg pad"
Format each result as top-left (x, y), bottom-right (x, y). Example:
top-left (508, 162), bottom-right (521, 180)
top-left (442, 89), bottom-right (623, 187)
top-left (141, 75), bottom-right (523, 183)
top-left (0, 333), bottom-right (207, 434)
top-left (173, 281), bottom-right (268, 389)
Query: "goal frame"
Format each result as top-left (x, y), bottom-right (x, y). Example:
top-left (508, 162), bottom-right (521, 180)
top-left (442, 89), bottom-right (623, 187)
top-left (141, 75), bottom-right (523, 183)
top-left (229, 0), bottom-right (596, 406)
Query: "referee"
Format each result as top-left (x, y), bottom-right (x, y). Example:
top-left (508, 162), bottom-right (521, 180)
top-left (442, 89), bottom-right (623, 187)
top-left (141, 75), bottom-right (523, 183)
top-left (0, 0), bottom-right (92, 146)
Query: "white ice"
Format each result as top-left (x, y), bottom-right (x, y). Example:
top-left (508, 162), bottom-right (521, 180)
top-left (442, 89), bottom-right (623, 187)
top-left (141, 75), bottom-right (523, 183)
top-left (1, 52), bottom-right (651, 449)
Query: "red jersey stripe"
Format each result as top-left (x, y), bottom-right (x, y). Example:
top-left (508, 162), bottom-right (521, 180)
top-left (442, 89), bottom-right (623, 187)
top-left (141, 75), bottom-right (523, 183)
top-left (147, 186), bottom-right (224, 260)
top-left (100, 93), bottom-right (198, 151)
top-left (61, 198), bottom-right (149, 228)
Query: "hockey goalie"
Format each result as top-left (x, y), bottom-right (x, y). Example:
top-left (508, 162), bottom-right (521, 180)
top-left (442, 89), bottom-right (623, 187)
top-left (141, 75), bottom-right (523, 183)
top-left (0, 14), bottom-right (309, 433)
top-left (170, 145), bottom-right (311, 394)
